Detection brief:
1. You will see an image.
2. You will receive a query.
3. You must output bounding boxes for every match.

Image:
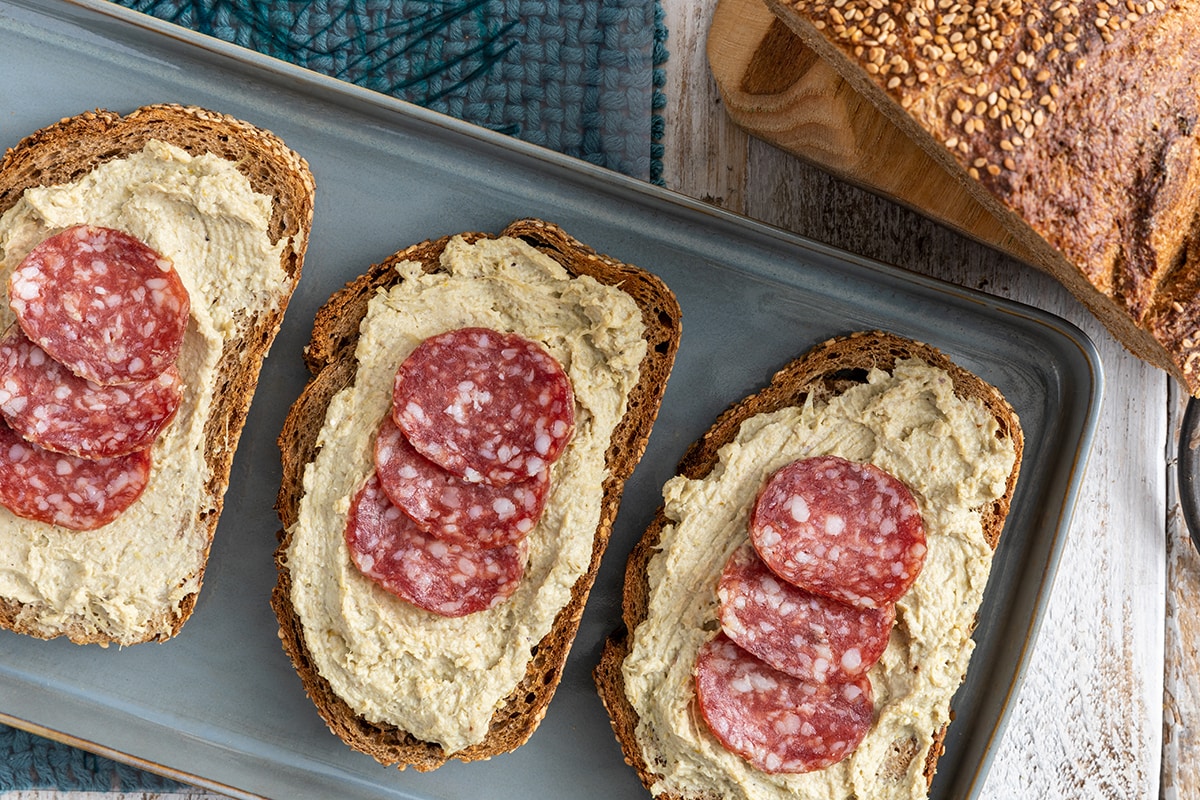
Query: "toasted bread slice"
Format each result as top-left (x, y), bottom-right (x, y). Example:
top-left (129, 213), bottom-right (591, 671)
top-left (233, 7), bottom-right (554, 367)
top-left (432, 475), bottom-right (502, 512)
top-left (0, 105), bottom-right (315, 645)
top-left (594, 330), bottom-right (1023, 799)
top-left (273, 218), bottom-right (681, 769)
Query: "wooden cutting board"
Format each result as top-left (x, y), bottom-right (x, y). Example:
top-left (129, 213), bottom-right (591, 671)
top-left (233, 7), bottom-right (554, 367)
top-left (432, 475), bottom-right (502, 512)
top-left (706, 0), bottom-right (1036, 263)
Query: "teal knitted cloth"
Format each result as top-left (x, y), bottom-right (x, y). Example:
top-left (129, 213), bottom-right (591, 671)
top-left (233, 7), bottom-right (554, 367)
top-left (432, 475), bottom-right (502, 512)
top-left (0, 0), bottom-right (667, 792)
top-left (119, 0), bottom-right (667, 181)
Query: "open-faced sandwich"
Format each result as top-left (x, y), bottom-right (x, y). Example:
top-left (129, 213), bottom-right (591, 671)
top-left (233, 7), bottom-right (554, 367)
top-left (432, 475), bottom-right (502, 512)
top-left (272, 218), bottom-right (681, 769)
top-left (595, 330), bottom-right (1023, 799)
top-left (0, 105), bottom-right (314, 646)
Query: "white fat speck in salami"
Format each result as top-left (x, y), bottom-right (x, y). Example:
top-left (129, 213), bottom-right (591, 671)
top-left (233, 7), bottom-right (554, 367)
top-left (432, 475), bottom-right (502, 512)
top-left (0, 325), bottom-right (182, 459)
top-left (749, 455), bottom-right (926, 609)
top-left (7, 225), bottom-right (190, 385)
top-left (0, 417), bottom-right (151, 531)
top-left (345, 473), bottom-right (529, 617)
top-left (717, 541), bottom-right (894, 684)
top-left (694, 632), bottom-right (874, 774)
top-left (374, 415), bottom-right (548, 546)
top-left (392, 327), bottom-right (574, 486)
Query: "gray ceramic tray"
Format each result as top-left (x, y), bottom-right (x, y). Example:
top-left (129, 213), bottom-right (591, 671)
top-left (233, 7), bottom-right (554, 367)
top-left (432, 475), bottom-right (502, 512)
top-left (0, 2), bottom-right (1101, 798)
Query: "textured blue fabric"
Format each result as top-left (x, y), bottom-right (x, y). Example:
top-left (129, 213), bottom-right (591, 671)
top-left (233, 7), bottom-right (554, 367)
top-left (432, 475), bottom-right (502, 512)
top-left (0, 725), bottom-right (184, 791)
top-left (1, 0), bottom-right (667, 792)
top-left (113, 0), bottom-right (665, 180)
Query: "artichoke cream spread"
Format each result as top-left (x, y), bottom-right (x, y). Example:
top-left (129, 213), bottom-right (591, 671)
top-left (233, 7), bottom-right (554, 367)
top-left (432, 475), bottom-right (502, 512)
top-left (286, 235), bottom-right (647, 753)
top-left (0, 140), bottom-right (290, 644)
top-left (622, 360), bottom-right (1018, 800)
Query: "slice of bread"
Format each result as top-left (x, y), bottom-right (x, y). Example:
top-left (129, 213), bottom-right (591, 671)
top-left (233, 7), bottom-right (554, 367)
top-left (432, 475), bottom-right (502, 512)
top-left (272, 218), bottom-right (681, 770)
top-left (757, 0), bottom-right (1200, 395)
top-left (595, 330), bottom-right (1024, 799)
top-left (0, 105), bottom-right (315, 645)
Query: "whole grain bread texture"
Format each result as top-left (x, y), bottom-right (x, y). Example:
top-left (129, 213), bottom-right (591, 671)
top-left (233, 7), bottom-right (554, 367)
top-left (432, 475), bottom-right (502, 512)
top-left (0, 105), bottom-right (315, 645)
top-left (760, 0), bottom-right (1200, 394)
top-left (594, 330), bottom-right (1024, 798)
top-left (273, 218), bottom-right (681, 770)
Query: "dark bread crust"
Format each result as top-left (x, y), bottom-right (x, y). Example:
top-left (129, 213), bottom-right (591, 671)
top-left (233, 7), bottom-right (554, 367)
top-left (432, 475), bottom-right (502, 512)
top-left (272, 218), bottom-right (681, 770)
top-left (594, 330), bottom-right (1024, 798)
top-left (0, 105), bottom-right (315, 645)
top-left (760, 0), bottom-right (1200, 395)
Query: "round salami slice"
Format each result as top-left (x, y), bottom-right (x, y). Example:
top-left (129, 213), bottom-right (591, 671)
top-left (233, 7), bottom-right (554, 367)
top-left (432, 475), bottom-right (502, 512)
top-left (392, 327), bottom-right (574, 486)
top-left (374, 416), bottom-right (548, 546)
top-left (345, 473), bottom-right (529, 617)
top-left (749, 456), bottom-right (926, 609)
top-left (0, 418), bottom-right (152, 530)
top-left (0, 325), bottom-right (182, 459)
top-left (717, 541), bottom-right (894, 684)
top-left (695, 633), bottom-right (874, 774)
top-left (8, 225), bottom-right (190, 385)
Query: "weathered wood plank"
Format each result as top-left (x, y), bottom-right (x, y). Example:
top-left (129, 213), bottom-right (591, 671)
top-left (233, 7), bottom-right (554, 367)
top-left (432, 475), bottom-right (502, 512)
top-left (1166, 387), bottom-right (1200, 800)
top-left (660, 0), bottom-right (749, 212)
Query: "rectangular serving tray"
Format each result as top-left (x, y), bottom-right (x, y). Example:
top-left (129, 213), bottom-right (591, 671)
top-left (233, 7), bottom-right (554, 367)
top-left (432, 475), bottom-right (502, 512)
top-left (0, 2), bottom-right (1101, 798)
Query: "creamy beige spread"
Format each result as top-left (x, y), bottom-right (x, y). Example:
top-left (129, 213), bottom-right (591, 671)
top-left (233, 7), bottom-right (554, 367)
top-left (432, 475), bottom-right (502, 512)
top-left (0, 140), bottom-right (290, 644)
top-left (285, 235), bottom-right (647, 754)
top-left (622, 360), bottom-right (1018, 800)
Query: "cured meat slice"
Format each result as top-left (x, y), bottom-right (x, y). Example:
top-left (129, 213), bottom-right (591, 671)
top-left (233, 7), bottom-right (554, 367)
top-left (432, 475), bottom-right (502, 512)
top-left (717, 541), bottom-right (894, 684)
top-left (0, 325), bottom-right (182, 459)
top-left (392, 327), bottom-right (574, 485)
top-left (694, 633), bottom-right (874, 774)
top-left (374, 415), bottom-right (548, 546)
top-left (0, 418), bottom-right (152, 530)
top-left (8, 225), bottom-right (190, 385)
top-left (749, 456), bottom-right (926, 609)
top-left (345, 474), bottom-right (529, 617)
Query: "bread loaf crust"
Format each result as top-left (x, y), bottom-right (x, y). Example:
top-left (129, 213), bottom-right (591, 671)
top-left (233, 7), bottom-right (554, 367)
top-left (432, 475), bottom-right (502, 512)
top-left (594, 330), bottom-right (1024, 798)
top-left (764, 0), bottom-right (1200, 394)
top-left (0, 105), bottom-right (315, 645)
top-left (272, 218), bottom-right (681, 770)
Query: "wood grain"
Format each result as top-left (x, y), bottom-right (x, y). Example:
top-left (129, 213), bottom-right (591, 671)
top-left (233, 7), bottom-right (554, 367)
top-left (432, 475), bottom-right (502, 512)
top-left (660, 0), bottom-right (749, 211)
top-left (1166, 387), bottom-right (1200, 800)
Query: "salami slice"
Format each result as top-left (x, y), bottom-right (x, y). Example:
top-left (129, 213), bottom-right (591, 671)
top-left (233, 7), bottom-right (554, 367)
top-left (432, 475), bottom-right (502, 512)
top-left (8, 225), bottom-right (190, 385)
top-left (392, 327), bottom-right (574, 485)
top-left (717, 541), bottom-right (894, 684)
top-left (0, 325), bottom-right (182, 458)
top-left (749, 456), bottom-right (926, 609)
top-left (695, 633), bottom-right (874, 774)
top-left (345, 474), bottom-right (529, 617)
top-left (0, 418), bottom-right (152, 530)
top-left (374, 416), bottom-right (548, 546)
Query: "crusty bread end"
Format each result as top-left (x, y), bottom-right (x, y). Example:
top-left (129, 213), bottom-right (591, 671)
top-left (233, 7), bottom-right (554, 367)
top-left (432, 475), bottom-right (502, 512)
top-left (594, 330), bottom-right (1023, 797)
top-left (0, 105), bottom-right (315, 645)
top-left (272, 218), bottom-right (681, 769)
top-left (760, 0), bottom-right (1200, 395)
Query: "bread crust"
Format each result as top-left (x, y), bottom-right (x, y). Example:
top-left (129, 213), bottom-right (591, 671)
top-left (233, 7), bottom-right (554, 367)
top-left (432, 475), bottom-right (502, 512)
top-left (593, 330), bottom-right (1024, 798)
top-left (0, 105), bottom-right (315, 645)
top-left (756, 0), bottom-right (1200, 394)
top-left (272, 218), bottom-right (681, 770)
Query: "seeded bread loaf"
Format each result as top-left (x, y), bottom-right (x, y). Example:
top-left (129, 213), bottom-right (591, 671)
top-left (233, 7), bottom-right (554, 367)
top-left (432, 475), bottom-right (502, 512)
top-left (273, 218), bottom-right (681, 770)
top-left (0, 105), bottom-right (315, 645)
top-left (758, 0), bottom-right (1200, 394)
top-left (595, 330), bottom-right (1023, 799)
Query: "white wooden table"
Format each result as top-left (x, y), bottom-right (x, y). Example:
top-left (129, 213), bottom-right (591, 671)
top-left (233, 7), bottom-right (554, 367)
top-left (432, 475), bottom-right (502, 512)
top-left (10, 3), bottom-right (1199, 799)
